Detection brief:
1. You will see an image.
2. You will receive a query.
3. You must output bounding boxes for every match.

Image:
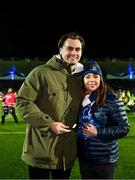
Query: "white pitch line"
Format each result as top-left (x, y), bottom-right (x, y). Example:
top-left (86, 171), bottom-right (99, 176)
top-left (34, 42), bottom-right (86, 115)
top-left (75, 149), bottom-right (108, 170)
top-left (0, 132), bottom-right (25, 134)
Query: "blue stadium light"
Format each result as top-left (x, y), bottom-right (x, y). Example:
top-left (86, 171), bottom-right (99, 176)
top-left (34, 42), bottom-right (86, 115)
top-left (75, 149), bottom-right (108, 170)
top-left (9, 71), bottom-right (15, 80)
top-left (9, 65), bottom-right (16, 80)
top-left (128, 63), bottom-right (134, 79)
top-left (129, 71), bottom-right (133, 79)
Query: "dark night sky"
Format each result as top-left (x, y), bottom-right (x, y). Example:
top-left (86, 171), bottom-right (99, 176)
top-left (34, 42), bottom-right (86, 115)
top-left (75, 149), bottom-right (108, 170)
top-left (0, 9), bottom-right (135, 59)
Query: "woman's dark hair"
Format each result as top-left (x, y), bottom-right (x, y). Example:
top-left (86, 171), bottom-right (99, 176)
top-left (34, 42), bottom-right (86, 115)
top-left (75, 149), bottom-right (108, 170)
top-left (96, 78), bottom-right (113, 106)
top-left (58, 32), bottom-right (85, 51)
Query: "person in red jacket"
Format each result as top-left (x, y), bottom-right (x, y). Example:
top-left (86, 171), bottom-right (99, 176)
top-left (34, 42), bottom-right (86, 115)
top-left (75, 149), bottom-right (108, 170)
top-left (1, 87), bottom-right (18, 124)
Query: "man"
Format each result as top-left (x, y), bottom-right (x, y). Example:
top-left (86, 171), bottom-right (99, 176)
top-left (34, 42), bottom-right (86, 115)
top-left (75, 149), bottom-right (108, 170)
top-left (16, 32), bottom-right (85, 179)
top-left (1, 87), bottom-right (18, 124)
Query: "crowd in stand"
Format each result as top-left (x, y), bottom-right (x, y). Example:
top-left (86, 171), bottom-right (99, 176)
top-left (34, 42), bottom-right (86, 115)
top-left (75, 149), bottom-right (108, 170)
top-left (116, 88), bottom-right (135, 112)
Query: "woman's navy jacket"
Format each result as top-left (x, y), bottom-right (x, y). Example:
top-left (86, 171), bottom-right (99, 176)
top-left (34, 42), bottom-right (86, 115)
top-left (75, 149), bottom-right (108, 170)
top-left (77, 92), bottom-right (130, 165)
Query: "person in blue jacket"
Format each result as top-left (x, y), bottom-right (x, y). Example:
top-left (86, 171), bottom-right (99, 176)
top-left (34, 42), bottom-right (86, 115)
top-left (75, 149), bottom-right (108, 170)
top-left (77, 61), bottom-right (130, 179)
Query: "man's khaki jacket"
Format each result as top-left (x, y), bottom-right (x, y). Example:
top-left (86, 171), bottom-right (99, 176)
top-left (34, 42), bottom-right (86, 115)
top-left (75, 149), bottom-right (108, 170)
top-left (17, 56), bottom-right (82, 170)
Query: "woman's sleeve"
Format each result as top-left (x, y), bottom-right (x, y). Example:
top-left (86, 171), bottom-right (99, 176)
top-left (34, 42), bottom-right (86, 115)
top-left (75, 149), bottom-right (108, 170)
top-left (97, 97), bottom-right (130, 141)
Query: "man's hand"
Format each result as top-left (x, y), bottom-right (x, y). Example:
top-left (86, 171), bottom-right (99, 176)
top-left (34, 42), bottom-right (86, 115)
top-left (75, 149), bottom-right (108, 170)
top-left (50, 122), bottom-right (71, 135)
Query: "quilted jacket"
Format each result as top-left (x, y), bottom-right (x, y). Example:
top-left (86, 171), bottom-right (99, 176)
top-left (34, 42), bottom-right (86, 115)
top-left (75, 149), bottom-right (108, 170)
top-left (77, 92), bottom-right (130, 165)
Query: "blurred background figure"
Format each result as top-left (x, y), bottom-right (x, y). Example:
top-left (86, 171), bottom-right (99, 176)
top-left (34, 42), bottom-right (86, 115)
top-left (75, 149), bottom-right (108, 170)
top-left (0, 91), bottom-right (4, 100)
top-left (1, 87), bottom-right (18, 125)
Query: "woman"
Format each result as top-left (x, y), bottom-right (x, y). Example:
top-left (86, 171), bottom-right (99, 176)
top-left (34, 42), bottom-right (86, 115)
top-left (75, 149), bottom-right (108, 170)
top-left (77, 61), bottom-right (130, 179)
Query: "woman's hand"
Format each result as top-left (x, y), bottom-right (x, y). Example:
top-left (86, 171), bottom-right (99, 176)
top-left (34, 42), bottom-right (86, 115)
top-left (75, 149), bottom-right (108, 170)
top-left (82, 123), bottom-right (97, 137)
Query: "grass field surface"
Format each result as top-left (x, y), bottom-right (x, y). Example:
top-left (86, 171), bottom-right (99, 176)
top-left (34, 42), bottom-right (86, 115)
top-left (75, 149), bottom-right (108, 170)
top-left (0, 109), bottom-right (134, 179)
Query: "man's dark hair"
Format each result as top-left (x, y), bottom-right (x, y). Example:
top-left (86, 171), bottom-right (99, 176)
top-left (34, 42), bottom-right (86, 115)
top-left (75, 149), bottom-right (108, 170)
top-left (58, 32), bottom-right (85, 51)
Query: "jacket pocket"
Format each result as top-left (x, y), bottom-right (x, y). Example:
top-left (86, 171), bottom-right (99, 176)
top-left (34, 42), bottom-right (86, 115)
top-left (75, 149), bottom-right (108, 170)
top-left (23, 127), bottom-right (58, 162)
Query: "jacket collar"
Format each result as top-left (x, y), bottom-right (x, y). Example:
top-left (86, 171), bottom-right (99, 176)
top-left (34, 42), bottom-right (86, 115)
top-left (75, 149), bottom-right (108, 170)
top-left (46, 55), bottom-right (83, 75)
